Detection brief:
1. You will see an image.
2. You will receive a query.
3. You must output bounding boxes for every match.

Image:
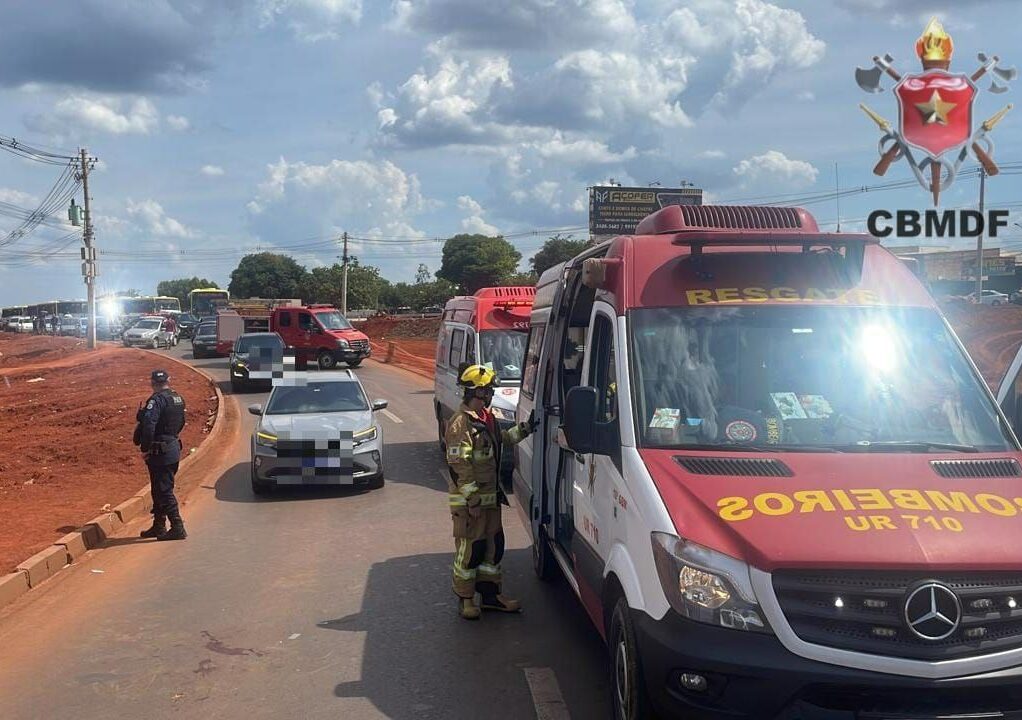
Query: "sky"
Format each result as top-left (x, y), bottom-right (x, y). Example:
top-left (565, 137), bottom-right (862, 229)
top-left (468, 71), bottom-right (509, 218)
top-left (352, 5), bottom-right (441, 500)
top-left (1, 0), bottom-right (1021, 306)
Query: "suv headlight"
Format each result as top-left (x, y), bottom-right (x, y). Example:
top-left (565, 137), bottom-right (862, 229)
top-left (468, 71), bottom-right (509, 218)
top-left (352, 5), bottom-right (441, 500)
top-left (256, 431), bottom-right (277, 448)
top-left (353, 426), bottom-right (377, 447)
top-left (651, 533), bottom-right (770, 633)
top-left (336, 338), bottom-right (349, 348)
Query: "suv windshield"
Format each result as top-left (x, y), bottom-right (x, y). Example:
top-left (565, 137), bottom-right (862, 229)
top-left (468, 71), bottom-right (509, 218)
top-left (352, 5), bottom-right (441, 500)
top-left (314, 310), bottom-right (352, 331)
top-left (196, 323), bottom-right (216, 337)
top-left (630, 306), bottom-right (1013, 451)
top-left (480, 329), bottom-right (528, 381)
top-left (266, 381), bottom-right (368, 414)
top-left (236, 335), bottom-right (283, 353)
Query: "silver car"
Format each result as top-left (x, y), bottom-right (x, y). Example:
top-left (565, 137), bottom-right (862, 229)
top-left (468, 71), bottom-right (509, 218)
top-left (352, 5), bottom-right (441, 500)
top-left (249, 370), bottom-right (387, 495)
top-left (122, 316), bottom-right (176, 348)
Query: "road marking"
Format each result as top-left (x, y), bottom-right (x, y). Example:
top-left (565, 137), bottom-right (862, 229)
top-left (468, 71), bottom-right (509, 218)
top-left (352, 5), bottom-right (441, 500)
top-left (523, 667), bottom-right (570, 720)
top-left (380, 409), bottom-right (403, 424)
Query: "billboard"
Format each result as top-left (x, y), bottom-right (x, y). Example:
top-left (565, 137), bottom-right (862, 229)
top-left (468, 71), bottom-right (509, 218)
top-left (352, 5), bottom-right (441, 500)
top-left (963, 256), bottom-right (1016, 279)
top-left (589, 186), bottom-right (703, 235)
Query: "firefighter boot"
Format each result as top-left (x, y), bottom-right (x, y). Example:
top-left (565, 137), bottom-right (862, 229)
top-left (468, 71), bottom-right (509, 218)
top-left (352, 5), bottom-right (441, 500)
top-left (158, 516), bottom-right (187, 541)
top-left (480, 593), bottom-right (522, 613)
top-left (459, 597), bottom-right (481, 620)
top-left (140, 515), bottom-right (167, 539)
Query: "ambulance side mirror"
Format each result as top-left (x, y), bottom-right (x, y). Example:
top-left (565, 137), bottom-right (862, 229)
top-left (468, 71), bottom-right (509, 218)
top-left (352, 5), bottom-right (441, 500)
top-left (563, 386), bottom-right (598, 454)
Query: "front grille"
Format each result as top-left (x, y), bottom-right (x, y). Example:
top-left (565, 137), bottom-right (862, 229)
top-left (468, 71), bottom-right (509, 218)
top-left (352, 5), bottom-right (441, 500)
top-left (674, 456), bottom-right (792, 477)
top-left (349, 339), bottom-right (369, 353)
top-left (773, 570), bottom-right (1022, 660)
top-left (931, 458), bottom-right (1021, 478)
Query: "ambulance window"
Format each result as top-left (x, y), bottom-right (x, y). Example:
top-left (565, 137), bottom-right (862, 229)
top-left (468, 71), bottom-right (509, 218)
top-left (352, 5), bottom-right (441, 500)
top-left (278, 312), bottom-right (291, 328)
top-left (437, 326), bottom-right (452, 367)
top-left (589, 315), bottom-right (618, 424)
top-left (450, 328), bottom-right (466, 367)
top-left (465, 330), bottom-right (477, 364)
top-left (521, 323), bottom-right (546, 399)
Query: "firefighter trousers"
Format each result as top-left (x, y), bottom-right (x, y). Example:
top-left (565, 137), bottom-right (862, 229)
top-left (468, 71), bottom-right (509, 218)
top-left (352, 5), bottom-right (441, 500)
top-left (451, 506), bottom-right (505, 599)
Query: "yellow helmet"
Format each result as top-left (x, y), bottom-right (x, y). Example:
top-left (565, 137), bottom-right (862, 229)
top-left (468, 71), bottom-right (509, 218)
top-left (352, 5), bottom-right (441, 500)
top-left (458, 364), bottom-right (499, 389)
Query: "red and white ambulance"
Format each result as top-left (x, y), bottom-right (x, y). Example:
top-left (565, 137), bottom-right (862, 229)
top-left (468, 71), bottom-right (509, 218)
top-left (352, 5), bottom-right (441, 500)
top-left (514, 204), bottom-right (1022, 719)
top-left (434, 287), bottom-right (534, 450)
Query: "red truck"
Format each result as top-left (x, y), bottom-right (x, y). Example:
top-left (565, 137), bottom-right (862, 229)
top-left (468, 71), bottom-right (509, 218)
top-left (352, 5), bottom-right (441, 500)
top-left (269, 304), bottom-right (371, 369)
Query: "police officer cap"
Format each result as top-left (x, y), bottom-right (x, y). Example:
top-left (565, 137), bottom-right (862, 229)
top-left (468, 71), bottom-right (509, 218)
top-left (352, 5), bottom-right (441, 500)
top-left (151, 370), bottom-right (170, 383)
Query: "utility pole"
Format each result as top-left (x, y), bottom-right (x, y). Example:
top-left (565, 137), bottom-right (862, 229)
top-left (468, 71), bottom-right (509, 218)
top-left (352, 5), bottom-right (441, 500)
top-left (834, 162), bottom-right (841, 233)
top-left (79, 148), bottom-right (97, 350)
top-left (976, 168), bottom-right (986, 297)
top-left (340, 231), bottom-right (349, 316)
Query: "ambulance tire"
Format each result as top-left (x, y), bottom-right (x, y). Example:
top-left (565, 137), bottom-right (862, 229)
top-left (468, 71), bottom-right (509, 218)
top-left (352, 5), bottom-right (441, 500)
top-left (318, 350), bottom-right (338, 370)
top-left (532, 527), bottom-right (556, 581)
top-left (436, 407), bottom-right (447, 455)
top-left (609, 597), bottom-right (657, 720)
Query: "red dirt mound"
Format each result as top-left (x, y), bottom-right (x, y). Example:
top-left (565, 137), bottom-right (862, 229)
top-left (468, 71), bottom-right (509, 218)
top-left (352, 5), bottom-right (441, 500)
top-left (942, 303), bottom-right (1022, 391)
top-left (0, 334), bottom-right (217, 571)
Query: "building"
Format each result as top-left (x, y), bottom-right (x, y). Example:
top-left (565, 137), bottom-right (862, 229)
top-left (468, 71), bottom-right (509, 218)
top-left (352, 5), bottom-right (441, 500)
top-left (887, 245), bottom-right (1021, 296)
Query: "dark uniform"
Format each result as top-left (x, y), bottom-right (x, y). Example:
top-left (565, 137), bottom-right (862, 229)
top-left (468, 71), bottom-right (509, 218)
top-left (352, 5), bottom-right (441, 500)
top-left (137, 370), bottom-right (187, 540)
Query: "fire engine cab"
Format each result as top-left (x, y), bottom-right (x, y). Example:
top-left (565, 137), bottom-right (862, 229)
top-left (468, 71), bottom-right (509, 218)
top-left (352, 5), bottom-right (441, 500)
top-left (514, 204), bottom-right (1022, 719)
top-left (434, 287), bottom-right (534, 476)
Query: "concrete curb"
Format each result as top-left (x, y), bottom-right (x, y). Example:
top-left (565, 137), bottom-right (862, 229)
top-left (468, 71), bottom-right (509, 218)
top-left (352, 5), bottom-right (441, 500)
top-left (0, 349), bottom-right (227, 612)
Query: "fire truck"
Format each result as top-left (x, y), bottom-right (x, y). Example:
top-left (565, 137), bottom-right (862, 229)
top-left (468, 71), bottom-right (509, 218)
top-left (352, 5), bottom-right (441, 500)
top-left (215, 298), bottom-right (301, 356)
top-left (514, 204), bottom-right (1022, 719)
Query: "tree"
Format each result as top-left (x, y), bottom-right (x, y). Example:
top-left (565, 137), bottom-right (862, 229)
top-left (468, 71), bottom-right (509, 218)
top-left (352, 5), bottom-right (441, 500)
top-left (530, 233), bottom-right (587, 275)
top-left (415, 263), bottom-right (431, 284)
top-left (156, 277), bottom-right (219, 305)
top-left (300, 259), bottom-right (388, 311)
top-left (503, 271), bottom-right (538, 287)
top-left (228, 253), bottom-right (307, 300)
top-left (437, 234), bottom-right (521, 293)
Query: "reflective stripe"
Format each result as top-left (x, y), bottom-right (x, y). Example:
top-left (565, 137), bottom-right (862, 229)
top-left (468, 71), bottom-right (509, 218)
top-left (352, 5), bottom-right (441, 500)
top-left (506, 425), bottom-right (525, 444)
top-left (450, 492), bottom-right (496, 506)
top-left (472, 448), bottom-right (494, 462)
top-left (478, 562), bottom-right (500, 577)
top-left (478, 493), bottom-right (497, 507)
top-left (449, 495), bottom-right (468, 506)
top-left (453, 566), bottom-right (477, 580)
top-left (459, 482), bottom-right (479, 498)
top-left (448, 443), bottom-right (473, 461)
top-left (453, 538), bottom-right (477, 580)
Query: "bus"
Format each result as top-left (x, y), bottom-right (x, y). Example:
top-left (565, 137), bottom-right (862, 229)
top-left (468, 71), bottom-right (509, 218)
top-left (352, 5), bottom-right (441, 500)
top-left (188, 288), bottom-right (230, 318)
top-left (121, 296), bottom-right (182, 316)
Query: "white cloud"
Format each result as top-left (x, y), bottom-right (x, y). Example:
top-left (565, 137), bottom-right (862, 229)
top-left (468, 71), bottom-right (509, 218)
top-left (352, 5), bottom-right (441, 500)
top-left (201, 164), bottom-right (225, 177)
top-left (457, 194), bottom-right (499, 235)
top-left (797, 90), bottom-right (815, 102)
top-left (166, 114), bottom-right (190, 131)
top-left (532, 134), bottom-right (637, 165)
top-left (26, 94), bottom-right (160, 135)
top-left (258, 0), bottom-right (362, 42)
top-left (733, 150), bottom-right (819, 189)
top-left (126, 199), bottom-right (197, 238)
top-left (697, 149), bottom-right (726, 160)
top-left (0, 188), bottom-right (39, 206)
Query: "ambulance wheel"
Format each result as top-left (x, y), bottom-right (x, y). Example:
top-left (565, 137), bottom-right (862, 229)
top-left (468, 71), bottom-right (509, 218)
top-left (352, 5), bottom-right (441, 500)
top-left (437, 411), bottom-right (447, 454)
top-left (609, 596), bottom-right (656, 720)
top-left (532, 527), bottom-right (556, 581)
top-left (318, 350), bottom-right (338, 370)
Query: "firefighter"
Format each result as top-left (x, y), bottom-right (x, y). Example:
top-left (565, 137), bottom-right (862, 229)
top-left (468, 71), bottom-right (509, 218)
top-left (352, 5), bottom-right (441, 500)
top-left (135, 370), bottom-right (188, 541)
top-left (445, 363), bottom-right (536, 620)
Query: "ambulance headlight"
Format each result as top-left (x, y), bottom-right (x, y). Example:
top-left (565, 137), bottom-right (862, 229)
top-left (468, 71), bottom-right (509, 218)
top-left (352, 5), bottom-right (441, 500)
top-left (651, 533), bottom-right (770, 633)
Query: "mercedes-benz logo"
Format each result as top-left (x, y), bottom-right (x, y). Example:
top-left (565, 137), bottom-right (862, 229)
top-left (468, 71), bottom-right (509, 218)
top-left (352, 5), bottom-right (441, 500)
top-left (903, 581), bottom-right (962, 641)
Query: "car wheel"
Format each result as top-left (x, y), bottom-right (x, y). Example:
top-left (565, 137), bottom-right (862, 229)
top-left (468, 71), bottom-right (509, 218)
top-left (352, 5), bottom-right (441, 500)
top-left (609, 596), bottom-right (656, 720)
top-left (532, 526), bottom-right (557, 581)
top-left (347, 359), bottom-right (362, 368)
top-left (317, 350), bottom-right (337, 370)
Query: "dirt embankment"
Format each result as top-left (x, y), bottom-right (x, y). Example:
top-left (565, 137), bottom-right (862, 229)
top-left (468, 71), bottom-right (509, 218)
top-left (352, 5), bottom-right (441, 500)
top-left (942, 303), bottom-right (1022, 391)
top-left (355, 316), bottom-right (439, 378)
top-left (0, 334), bottom-right (217, 572)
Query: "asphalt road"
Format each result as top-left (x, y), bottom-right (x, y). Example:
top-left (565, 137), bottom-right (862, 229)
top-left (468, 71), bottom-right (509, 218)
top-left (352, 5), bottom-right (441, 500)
top-left (0, 346), bottom-right (610, 719)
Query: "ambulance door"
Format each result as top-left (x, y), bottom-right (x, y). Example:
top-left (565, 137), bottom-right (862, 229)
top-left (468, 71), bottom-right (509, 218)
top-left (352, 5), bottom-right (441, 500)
top-left (572, 304), bottom-right (621, 588)
top-left (513, 313), bottom-right (548, 531)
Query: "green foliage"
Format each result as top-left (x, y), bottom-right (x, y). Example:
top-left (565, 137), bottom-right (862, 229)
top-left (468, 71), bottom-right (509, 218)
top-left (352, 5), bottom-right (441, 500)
top-left (530, 234), bottom-right (587, 275)
top-left (228, 253), bottom-right (307, 300)
top-left (156, 277), bottom-right (219, 305)
top-left (380, 277), bottom-right (458, 310)
top-left (503, 271), bottom-right (539, 287)
top-left (437, 234), bottom-right (521, 293)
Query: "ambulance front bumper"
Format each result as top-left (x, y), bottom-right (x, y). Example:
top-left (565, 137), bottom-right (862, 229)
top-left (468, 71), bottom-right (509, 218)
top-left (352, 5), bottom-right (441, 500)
top-left (634, 609), bottom-right (1022, 719)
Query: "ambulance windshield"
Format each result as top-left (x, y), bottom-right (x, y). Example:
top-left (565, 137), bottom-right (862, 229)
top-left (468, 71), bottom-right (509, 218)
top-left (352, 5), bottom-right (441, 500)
top-left (480, 329), bottom-right (527, 382)
top-left (630, 306), bottom-right (1013, 451)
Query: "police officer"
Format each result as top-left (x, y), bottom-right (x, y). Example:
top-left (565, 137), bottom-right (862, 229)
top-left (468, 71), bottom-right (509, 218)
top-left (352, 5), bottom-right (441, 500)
top-left (445, 364), bottom-right (536, 620)
top-left (136, 370), bottom-right (188, 541)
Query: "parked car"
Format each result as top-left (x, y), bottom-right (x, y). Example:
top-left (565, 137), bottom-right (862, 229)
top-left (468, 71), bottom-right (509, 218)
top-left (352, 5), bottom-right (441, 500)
top-left (59, 314), bottom-right (81, 336)
top-left (248, 370), bottom-right (387, 494)
top-left (967, 289), bottom-right (1009, 305)
top-left (9, 316), bottom-right (34, 333)
top-left (229, 332), bottom-right (285, 392)
top-left (191, 320), bottom-right (218, 359)
top-left (122, 316), bottom-right (176, 348)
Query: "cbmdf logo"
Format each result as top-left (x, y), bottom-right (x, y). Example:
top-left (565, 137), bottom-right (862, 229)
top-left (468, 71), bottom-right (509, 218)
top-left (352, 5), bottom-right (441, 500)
top-left (855, 18), bottom-right (1015, 205)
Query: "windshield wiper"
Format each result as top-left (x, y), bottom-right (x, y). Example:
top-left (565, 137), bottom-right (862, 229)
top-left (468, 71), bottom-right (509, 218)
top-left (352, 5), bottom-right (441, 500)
top-left (841, 440), bottom-right (980, 453)
top-left (679, 443), bottom-right (841, 453)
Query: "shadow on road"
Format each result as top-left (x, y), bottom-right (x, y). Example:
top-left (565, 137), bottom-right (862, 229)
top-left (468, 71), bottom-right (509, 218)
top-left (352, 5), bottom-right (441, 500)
top-left (214, 461), bottom-right (376, 504)
top-left (319, 549), bottom-right (610, 719)
top-left (382, 440), bottom-right (447, 493)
